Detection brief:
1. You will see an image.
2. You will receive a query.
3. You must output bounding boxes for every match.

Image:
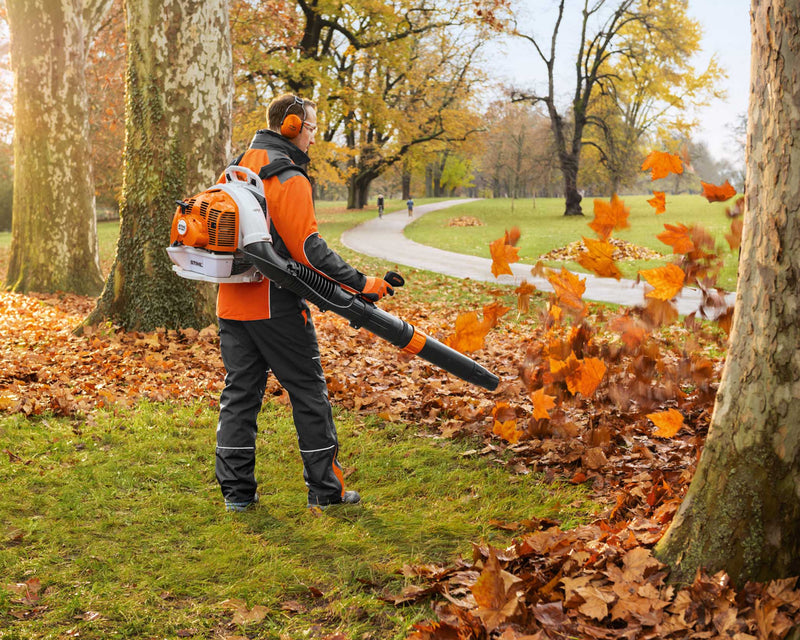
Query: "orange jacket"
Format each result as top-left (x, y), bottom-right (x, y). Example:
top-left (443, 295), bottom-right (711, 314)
top-left (217, 130), bottom-right (366, 320)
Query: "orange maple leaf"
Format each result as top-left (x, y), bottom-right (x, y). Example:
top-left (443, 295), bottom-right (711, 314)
top-left (656, 224), bottom-right (695, 254)
top-left (444, 302), bottom-right (509, 354)
top-left (504, 226), bottom-right (521, 246)
top-left (578, 237), bottom-right (622, 280)
top-left (491, 402), bottom-right (520, 444)
top-left (609, 314), bottom-right (648, 349)
top-left (589, 194), bottom-right (630, 240)
top-left (639, 264), bottom-right (685, 301)
top-left (641, 150), bottom-right (684, 181)
top-left (725, 217), bottom-right (744, 251)
top-left (700, 179), bottom-right (737, 203)
top-left (482, 300), bottom-right (511, 328)
top-left (547, 268), bottom-right (586, 313)
top-left (514, 281), bottom-right (536, 314)
top-left (565, 357), bottom-right (606, 397)
top-left (444, 311), bottom-right (487, 353)
top-left (489, 229), bottom-right (521, 277)
top-left (531, 387), bottom-right (557, 420)
top-left (647, 191), bottom-right (666, 214)
top-left (647, 408), bottom-right (684, 438)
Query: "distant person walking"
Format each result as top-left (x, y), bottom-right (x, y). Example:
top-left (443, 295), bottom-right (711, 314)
top-left (377, 194), bottom-right (384, 218)
top-left (407, 197), bottom-right (414, 217)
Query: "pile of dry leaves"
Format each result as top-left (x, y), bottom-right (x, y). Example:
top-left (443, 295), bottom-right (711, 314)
top-left (2, 284), bottom-right (799, 639)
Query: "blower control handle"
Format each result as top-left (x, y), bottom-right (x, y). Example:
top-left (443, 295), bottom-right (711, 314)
top-left (384, 271), bottom-right (405, 288)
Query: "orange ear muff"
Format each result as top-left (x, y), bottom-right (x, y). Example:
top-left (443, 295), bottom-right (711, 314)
top-left (281, 113), bottom-right (303, 138)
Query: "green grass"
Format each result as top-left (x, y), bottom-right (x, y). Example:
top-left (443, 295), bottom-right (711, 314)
top-left (404, 195), bottom-right (741, 291)
top-left (0, 402), bottom-right (595, 639)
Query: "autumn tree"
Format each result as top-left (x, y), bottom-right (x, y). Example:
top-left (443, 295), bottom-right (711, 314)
top-left (585, 0), bottom-right (724, 194)
top-left (86, 0), bottom-right (125, 212)
top-left (512, 0), bottom-right (716, 216)
top-left (230, 0), bottom-right (485, 208)
top-left (5, 0), bottom-right (113, 295)
top-left (86, 0), bottom-right (232, 331)
top-left (655, 0), bottom-right (800, 587)
top-left (478, 102), bottom-right (557, 200)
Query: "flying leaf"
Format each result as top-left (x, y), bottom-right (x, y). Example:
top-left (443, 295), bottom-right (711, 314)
top-left (504, 226), bottom-right (521, 246)
top-left (609, 314), bottom-right (648, 349)
top-left (639, 264), bottom-right (685, 301)
top-left (489, 230), bottom-right (521, 277)
top-left (444, 311), bottom-right (487, 354)
top-left (547, 268), bottom-right (586, 313)
top-left (444, 302), bottom-right (508, 354)
top-left (641, 150), bottom-right (683, 181)
top-left (482, 300), bottom-right (511, 328)
top-left (578, 237), bottom-right (622, 280)
top-left (565, 357), bottom-right (606, 397)
top-left (647, 409), bottom-right (684, 438)
top-left (647, 191), bottom-right (666, 214)
top-left (531, 388), bottom-right (557, 420)
top-left (514, 281), bottom-right (536, 314)
top-left (589, 195), bottom-right (630, 240)
top-left (725, 217), bottom-right (744, 251)
top-left (700, 179), bottom-right (737, 203)
top-left (656, 224), bottom-right (695, 254)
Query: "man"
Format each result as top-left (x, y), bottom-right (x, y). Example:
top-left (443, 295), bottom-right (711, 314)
top-left (376, 194), bottom-right (384, 218)
top-left (215, 93), bottom-right (394, 512)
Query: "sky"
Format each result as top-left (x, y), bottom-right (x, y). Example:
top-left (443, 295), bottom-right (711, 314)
top-left (485, 0), bottom-right (751, 165)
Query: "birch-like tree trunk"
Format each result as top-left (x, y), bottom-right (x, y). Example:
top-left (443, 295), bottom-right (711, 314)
top-left (5, 0), bottom-right (112, 295)
top-left (87, 0), bottom-right (232, 330)
top-left (655, 0), bottom-right (800, 586)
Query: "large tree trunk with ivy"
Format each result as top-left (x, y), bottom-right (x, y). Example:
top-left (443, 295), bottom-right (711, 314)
top-left (5, 0), bottom-right (112, 295)
top-left (87, 0), bottom-right (232, 331)
top-left (655, 0), bottom-right (800, 587)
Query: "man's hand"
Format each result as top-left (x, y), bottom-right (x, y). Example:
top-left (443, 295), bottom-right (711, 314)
top-left (361, 276), bottom-right (395, 301)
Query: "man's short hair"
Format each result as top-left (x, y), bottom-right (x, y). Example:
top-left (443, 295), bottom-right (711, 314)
top-left (267, 94), bottom-right (317, 132)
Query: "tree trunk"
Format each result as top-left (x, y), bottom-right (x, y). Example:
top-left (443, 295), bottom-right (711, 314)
top-left (86, 0), bottom-right (232, 331)
top-left (347, 169), bottom-right (378, 209)
top-left (402, 169), bottom-right (412, 201)
top-left (655, 0), bottom-right (800, 586)
top-left (560, 153), bottom-right (583, 216)
top-left (5, 0), bottom-right (111, 295)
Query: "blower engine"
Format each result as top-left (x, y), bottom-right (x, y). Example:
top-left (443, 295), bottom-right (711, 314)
top-left (167, 166), bottom-right (499, 391)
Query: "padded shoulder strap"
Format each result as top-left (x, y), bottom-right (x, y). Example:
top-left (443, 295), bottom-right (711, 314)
top-left (258, 158), bottom-right (309, 182)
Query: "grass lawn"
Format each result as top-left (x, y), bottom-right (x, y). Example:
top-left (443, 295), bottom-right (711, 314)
top-left (1, 402), bottom-right (596, 639)
top-left (404, 195), bottom-right (742, 291)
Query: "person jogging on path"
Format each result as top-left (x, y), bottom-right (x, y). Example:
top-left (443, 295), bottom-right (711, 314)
top-left (377, 194), bottom-right (384, 218)
top-left (214, 93), bottom-right (395, 513)
top-left (407, 197), bottom-right (414, 216)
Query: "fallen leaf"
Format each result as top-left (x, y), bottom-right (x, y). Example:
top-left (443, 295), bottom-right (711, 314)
top-left (647, 409), bottom-right (684, 438)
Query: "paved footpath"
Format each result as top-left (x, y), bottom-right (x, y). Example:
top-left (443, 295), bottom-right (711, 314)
top-left (341, 199), bottom-right (737, 316)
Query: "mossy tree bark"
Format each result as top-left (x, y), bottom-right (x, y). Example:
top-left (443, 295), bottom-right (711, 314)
top-left (86, 0), bottom-right (232, 331)
top-left (655, 0), bottom-right (800, 586)
top-left (5, 0), bottom-right (113, 295)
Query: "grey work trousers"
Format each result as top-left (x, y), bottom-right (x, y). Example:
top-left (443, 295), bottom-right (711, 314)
top-left (215, 310), bottom-right (345, 506)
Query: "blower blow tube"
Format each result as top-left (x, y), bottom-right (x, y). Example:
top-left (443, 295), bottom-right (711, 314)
top-left (242, 242), bottom-right (499, 391)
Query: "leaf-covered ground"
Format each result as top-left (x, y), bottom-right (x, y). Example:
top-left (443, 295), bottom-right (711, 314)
top-left (2, 281), bottom-right (799, 638)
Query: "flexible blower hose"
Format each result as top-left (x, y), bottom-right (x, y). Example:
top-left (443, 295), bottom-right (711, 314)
top-left (242, 242), bottom-right (499, 391)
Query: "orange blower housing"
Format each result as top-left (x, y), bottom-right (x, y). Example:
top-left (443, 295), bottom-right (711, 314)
top-left (166, 166), bottom-right (270, 283)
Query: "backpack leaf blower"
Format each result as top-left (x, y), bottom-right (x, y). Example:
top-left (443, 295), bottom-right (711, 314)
top-left (167, 165), bottom-right (500, 391)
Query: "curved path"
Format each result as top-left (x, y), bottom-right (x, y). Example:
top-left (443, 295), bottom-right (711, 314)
top-left (341, 199), bottom-right (737, 316)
